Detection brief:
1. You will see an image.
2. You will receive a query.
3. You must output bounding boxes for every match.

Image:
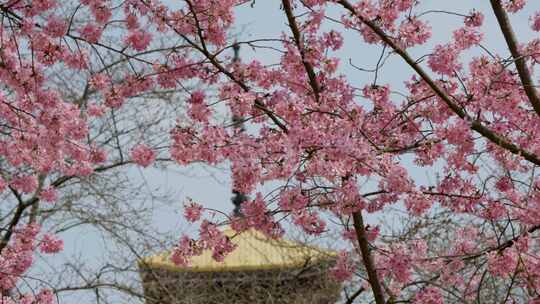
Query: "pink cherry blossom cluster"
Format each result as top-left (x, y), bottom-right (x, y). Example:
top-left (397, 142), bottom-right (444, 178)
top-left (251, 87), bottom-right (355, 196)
top-left (172, 220), bottom-right (236, 265)
top-left (330, 251), bottom-right (355, 282)
top-left (130, 144), bottom-right (156, 168)
top-left (0, 223), bottom-right (60, 303)
top-left (39, 234), bottom-right (64, 254)
top-left (183, 199), bottom-right (204, 223)
top-left (1, 289), bottom-right (55, 304)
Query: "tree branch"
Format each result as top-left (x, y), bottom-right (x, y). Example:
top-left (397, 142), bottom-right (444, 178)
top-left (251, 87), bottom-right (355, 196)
top-left (0, 188), bottom-right (36, 254)
top-left (345, 286), bottom-right (365, 304)
top-left (337, 0), bottom-right (540, 167)
top-left (352, 211), bottom-right (386, 304)
top-left (489, 0), bottom-right (540, 117)
top-left (282, 0), bottom-right (321, 102)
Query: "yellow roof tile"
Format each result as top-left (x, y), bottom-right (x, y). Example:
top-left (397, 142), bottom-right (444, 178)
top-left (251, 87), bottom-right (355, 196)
top-left (140, 227), bottom-right (336, 272)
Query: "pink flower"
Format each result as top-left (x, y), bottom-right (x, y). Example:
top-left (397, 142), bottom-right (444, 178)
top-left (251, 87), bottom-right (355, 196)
top-left (414, 287), bottom-right (443, 304)
top-left (524, 38), bottom-right (540, 64)
top-left (211, 235), bottom-right (237, 262)
top-left (87, 103), bottom-right (106, 117)
top-left (481, 200), bottom-right (506, 220)
top-left (89, 73), bottom-right (109, 90)
top-left (239, 193), bottom-right (283, 238)
top-left (189, 90), bottom-right (205, 104)
top-left (504, 0), bottom-right (526, 13)
top-left (130, 144), bottom-right (156, 167)
top-left (278, 188), bottom-right (309, 211)
top-left (322, 30), bottom-right (344, 51)
top-left (186, 91), bottom-right (211, 122)
top-left (487, 250), bottom-right (517, 277)
top-left (362, 84), bottom-right (390, 105)
top-left (22, 0), bottom-right (57, 16)
top-left (45, 16), bottom-right (68, 38)
top-left (39, 187), bottom-right (58, 203)
top-left (104, 89), bottom-right (125, 108)
top-left (465, 10), bottom-right (484, 27)
top-left (200, 220), bottom-right (237, 262)
top-left (170, 245), bottom-right (190, 266)
top-left (396, 0), bottom-right (415, 11)
top-left (0, 177), bottom-right (6, 193)
top-left (63, 50), bottom-right (88, 69)
top-left (385, 249), bottom-right (412, 283)
top-left (90, 146), bottom-right (108, 164)
top-left (10, 175), bottom-right (38, 194)
top-left (365, 225), bottom-right (380, 242)
top-left (124, 29), bottom-right (152, 51)
top-left (90, 4), bottom-right (112, 24)
top-left (428, 44), bottom-right (462, 75)
top-left (39, 234), bottom-right (64, 254)
top-left (126, 13), bottom-right (139, 30)
top-left (453, 27), bottom-right (483, 50)
top-left (495, 176), bottom-right (513, 192)
top-left (399, 17), bottom-right (432, 48)
top-left (80, 23), bottom-right (103, 43)
top-left (405, 191), bottom-right (433, 215)
top-left (183, 200), bottom-right (204, 222)
top-left (531, 11), bottom-right (540, 31)
top-left (330, 251), bottom-right (354, 282)
top-left (187, 103), bottom-right (211, 123)
top-left (36, 289), bottom-right (55, 304)
top-left (171, 235), bottom-right (204, 266)
top-left (292, 210), bottom-right (326, 235)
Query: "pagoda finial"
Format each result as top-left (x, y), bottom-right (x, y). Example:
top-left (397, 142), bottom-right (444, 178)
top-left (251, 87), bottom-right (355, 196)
top-left (232, 190), bottom-right (248, 217)
top-left (231, 42), bottom-right (248, 217)
top-left (233, 41), bottom-right (240, 63)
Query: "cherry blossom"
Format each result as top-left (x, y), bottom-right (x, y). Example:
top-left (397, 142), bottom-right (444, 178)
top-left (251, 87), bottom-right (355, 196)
top-left (39, 234), bottom-right (64, 254)
top-left (183, 200), bottom-right (204, 223)
top-left (125, 29), bottom-right (153, 51)
top-left (130, 144), bottom-right (156, 167)
top-left (0, 178), bottom-right (6, 193)
top-left (398, 17), bottom-right (431, 48)
top-left (10, 175), bottom-right (38, 194)
top-left (39, 188), bottom-right (58, 203)
top-left (428, 44), bottom-right (462, 75)
top-left (414, 287), bottom-right (443, 304)
top-left (79, 23), bottom-right (103, 43)
top-left (453, 26), bottom-right (483, 50)
top-left (44, 16), bottom-right (67, 38)
top-left (465, 10), bottom-right (484, 27)
top-left (531, 11), bottom-right (540, 31)
top-left (87, 103), bottom-right (106, 117)
top-left (330, 251), bottom-right (355, 282)
top-left (504, 0), bottom-right (527, 13)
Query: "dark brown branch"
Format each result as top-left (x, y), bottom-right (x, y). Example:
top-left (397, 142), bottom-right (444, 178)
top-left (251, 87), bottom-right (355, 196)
top-left (0, 157), bottom-right (144, 254)
top-left (337, 0), bottom-right (540, 167)
top-left (176, 30), bottom-right (289, 133)
top-left (464, 223), bottom-right (540, 261)
top-left (489, 0), bottom-right (540, 117)
top-left (345, 286), bottom-right (365, 304)
top-left (352, 211), bottom-right (386, 304)
top-left (282, 0), bottom-right (321, 102)
top-left (0, 188), bottom-right (37, 253)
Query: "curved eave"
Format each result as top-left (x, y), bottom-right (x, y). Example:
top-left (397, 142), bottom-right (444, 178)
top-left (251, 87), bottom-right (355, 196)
top-left (138, 228), bottom-right (337, 273)
top-left (138, 255), bottom-right (335, 273)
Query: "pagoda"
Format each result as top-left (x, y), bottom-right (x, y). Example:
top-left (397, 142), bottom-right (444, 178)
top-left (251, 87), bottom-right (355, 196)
top-left (138, 226), bottom-right (340, 303)
top-left (138, 44), bottom-right (341, 304)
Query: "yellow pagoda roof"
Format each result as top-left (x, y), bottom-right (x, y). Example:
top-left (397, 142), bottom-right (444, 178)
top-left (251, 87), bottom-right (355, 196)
top-left (140, 227), bottom-right (336, 272)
